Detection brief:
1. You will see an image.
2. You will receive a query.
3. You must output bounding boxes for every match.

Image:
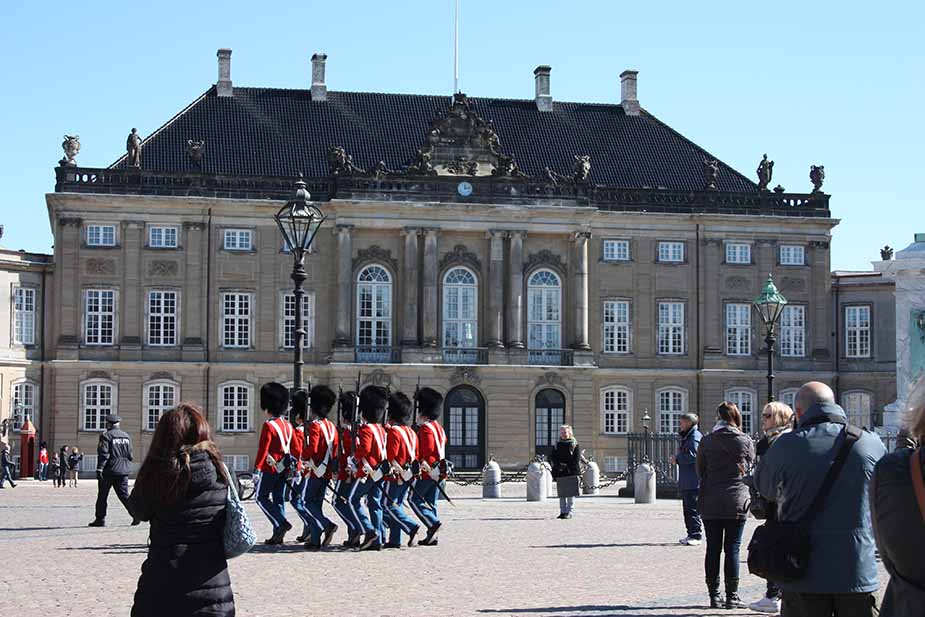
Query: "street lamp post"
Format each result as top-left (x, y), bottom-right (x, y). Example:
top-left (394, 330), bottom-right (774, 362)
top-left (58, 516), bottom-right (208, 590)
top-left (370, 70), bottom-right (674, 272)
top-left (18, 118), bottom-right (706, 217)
top-left (641, 409), bottom-right (651, 463)
top-left (753, 274), bottom-right (788, 404)
top-left (274, 177), bottom-right (326, 393)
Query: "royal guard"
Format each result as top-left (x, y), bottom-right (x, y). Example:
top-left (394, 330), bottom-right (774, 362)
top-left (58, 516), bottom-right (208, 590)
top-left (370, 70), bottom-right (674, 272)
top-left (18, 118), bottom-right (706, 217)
top-left (333, 391), bottom-right (361, 547)
top-left (301, 384), bottom-right (339, 550)
top-left (383, 392), bottom-right (420, 548)
top-left (253, 382), bottom-right (294, 545)
top-left (348, 386), bottom-right (389, 551)
top-left (410, 387), bottom-right (446, 545)
top-left (287, 390), bottom-right (316, 543)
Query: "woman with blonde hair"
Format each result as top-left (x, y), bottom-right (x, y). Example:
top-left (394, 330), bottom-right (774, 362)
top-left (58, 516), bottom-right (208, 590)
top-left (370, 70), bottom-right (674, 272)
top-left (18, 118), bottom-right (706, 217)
top-left (871, 377), bottom-right (925, 615)
top-left (67, 447), bottom-right (82, 487)
top-left (549, 424), bottom-right (583, 519)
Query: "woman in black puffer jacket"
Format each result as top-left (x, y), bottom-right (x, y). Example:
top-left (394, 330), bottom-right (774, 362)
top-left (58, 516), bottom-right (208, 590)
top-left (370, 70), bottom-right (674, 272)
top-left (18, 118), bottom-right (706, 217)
top-left (129, 403), bottom-right (235, 617)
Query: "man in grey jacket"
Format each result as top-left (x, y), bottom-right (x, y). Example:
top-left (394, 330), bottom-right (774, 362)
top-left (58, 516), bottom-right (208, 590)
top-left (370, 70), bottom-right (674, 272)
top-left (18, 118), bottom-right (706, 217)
top-left (756, 382), bottom-right (886, 616)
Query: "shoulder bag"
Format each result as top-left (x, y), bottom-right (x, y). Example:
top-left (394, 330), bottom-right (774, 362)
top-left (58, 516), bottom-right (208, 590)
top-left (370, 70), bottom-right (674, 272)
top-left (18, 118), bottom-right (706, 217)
top-left (747, 425), bottom-right (862, 582)
top-left (221, 463), bottom-right (257, 559)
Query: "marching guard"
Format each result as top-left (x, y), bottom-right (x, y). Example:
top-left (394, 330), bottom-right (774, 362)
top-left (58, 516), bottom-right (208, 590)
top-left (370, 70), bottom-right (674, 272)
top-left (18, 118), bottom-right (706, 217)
top-left (383, 392), bottom-right (420, 548)
top-left (333, 390), bottom-right (362, 547)
top-left (301, 385), bottom-right (340, 549)
top-left (286, 390), bottom-right (317, 542)
top-left (411, 387), bottom-right (447, 546)
top-left (253, 382), bottom-right (294, 545)
top-left (349, 386), bottom-right (389, 551)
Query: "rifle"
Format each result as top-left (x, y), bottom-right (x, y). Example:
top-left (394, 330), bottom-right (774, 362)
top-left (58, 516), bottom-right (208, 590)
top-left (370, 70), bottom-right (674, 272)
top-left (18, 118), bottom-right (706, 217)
top-left (412, 377), bottom-right (421, 429)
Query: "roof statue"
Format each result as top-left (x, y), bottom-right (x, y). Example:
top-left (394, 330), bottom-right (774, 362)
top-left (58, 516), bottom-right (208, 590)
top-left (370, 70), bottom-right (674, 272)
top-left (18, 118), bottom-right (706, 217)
top-left (186, 139), bottom-right (206, 169)
top-left (810, 164), bottom-right (825, 193)
top-left (126, 128), bottom-right (142, 168)
top-left (703, 158), bottom-right (719, 190)
top-left (881, 245), bottom-right (894, 261)
top-left (573, 155), bottom-right (592, 183)
top-left (404, 147), bottom-right (437, 176)
top-left (756, 153), bottom-right (773, 191)
top-left (328, 146), bottom-right (366, 176)
top-left (59, 134), bottom-right (80, 167)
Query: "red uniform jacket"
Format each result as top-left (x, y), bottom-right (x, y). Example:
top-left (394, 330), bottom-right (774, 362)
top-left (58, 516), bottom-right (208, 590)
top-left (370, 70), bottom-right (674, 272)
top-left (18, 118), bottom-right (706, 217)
top-left (336, 428), bottom-right (353, 482)
top-left (386, 424), bottom-right (418, 482)
top-left (290, 425), bottom-right (305, 472)
top-left (254, 416), bottom-right (294, 474)
top-left (354, 423), bottom-right (387, 479)
top-left (417, 420), bottom-right (447, 478)
top-left (303, 418), bottom-right (338, 479)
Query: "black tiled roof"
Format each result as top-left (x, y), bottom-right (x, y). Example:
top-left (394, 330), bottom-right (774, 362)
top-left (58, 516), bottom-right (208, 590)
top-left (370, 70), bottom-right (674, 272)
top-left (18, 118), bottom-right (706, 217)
top-left (111, 86), bottom-right (756, 192)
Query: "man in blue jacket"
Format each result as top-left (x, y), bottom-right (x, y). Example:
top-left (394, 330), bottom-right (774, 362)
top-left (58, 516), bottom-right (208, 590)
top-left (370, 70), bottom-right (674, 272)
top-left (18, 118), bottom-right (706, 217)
top-left (672, 412), bottom-right (702, 546)
top-left (756, 382), bottom-right (886, 616)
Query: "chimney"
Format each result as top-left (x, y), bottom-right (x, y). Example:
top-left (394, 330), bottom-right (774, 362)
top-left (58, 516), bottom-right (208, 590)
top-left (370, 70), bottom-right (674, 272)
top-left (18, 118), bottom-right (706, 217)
top-left (620, 69), bottom-right (640, 116)
top-left (216, 48), bottom-right (232, 97)
top-left (534, 65), bottom-right (552, 112)
top-left (311, 53), bottom-right (327, 102)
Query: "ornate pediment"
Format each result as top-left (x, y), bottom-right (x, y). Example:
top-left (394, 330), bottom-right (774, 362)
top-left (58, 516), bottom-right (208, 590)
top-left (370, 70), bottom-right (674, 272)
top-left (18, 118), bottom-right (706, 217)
top-left (526, 249), bottom-right (564, 273)
top-left (353, 245), bottom-right (398, 272)
top-left (449, 366), bottom-right (481, 386)
top-left (363, 369), bottom-right (392, 388)
top-left (439, 244), bottom-right (482, 273)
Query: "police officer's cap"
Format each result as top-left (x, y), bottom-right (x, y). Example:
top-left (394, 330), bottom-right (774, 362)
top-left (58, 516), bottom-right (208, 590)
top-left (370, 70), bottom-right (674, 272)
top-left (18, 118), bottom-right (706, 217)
top-left (106, 414), bottom-right (122, 424)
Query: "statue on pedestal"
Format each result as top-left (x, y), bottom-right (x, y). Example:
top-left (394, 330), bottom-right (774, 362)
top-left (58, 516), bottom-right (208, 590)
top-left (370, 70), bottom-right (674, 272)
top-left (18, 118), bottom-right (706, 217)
top-left (756, 154), bottom-right (774, 191)
top-left (810, 164), bottom-right (825, 193)
top-left (703, 158), bottom-right (719, 190)
top-left (126, 128), bottom-right (142, 168)
top-left (59, 135), bottom-right (80, 166)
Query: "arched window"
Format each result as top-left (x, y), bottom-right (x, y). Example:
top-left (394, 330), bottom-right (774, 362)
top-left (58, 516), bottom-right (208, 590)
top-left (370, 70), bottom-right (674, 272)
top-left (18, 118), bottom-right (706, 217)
top-left (144, 381), bottom-right (179, 431)
top-left (601, 387), bottom-right (632, 435)
top-left (535, 389), bottom-right (566, 454)
top-left (81, 380), bottom-right (117, 432)
top-left (726, 389), bottom-right (756, 435)
top-left (443, 267), bottom-right (478, 349)
top-left (445, 386), bottom-right (485, 470)
top-left (219, 381), bottom-right (252, 432)
top-left (356, 265), bottom-right (392, 348)
top-left (11, 380), bottom-right (38, 430)
top-left (657, 387), bottom-right (687, 434)
top-left (843, 391), bottom-right (873, 428)
top-left (779, 388), bottom-right (798, 411)
top-left (527, 269), bottom-right (561, 350)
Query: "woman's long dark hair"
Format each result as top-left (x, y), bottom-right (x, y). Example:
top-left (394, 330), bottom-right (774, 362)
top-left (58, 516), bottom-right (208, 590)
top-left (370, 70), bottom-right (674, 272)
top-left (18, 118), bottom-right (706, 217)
top-left (135, 402), bottom-right (226, 505)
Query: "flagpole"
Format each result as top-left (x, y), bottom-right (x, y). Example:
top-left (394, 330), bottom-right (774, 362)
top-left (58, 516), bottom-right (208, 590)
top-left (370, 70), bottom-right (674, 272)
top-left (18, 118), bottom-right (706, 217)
top-left (454, 0), bottom-right (459, 94)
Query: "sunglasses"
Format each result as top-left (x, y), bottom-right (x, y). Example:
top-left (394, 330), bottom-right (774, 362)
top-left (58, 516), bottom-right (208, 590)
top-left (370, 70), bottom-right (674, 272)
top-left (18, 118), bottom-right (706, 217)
top-left (762, 413), bottom-right (774, 419)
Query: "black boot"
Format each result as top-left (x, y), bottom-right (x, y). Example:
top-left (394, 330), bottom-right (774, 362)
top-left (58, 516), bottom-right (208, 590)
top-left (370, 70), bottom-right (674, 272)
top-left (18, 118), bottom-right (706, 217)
top-left (724, 578), bottom-right (747, 609)
top-left (706, 577), bottom-right (722, 609)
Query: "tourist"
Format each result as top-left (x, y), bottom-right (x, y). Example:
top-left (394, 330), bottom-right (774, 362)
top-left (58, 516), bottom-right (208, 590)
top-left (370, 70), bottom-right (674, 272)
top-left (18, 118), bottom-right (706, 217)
top-left (0, 443), bottom-right (15, 488)
top-left (672, 412), bottom-right (703, 545)
top-left (748, 401), bottom-right (794, 615)
top-left (756, 382), bottom-right (886, 616)
top-left (549, 424), bottom-right (583, 519)
top-left (58, 445), bottom-right (69, 487)
top-left (697, 401), bottom-right (754, 609)
top-left (871, 377), bottom-right (925, 615)
top-left (129, 403), bottom-right (234, 617)
top-left (67, 447), bottom-right (83, 487)
top-left (88, 416), bottom-right (138, 527)
top-left (38, 442), bottom-right (49, 481)
top-left (49, 453), bottom-right (61, 487)
top-left (253, 382), bottom-right (293, 545)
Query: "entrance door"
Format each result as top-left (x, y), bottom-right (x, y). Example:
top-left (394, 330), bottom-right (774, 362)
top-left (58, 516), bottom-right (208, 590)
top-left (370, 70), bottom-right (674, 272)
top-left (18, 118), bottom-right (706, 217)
top-left (535, 388), bottom-right (566, 459)
top-left (444, 386), bottom-right (485, 470)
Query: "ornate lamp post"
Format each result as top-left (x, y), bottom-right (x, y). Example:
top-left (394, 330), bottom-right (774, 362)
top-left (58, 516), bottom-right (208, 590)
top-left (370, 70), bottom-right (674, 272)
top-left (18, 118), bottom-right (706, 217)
top-left (274, 177), bottom-right (326, 393)
top-left (753, 275), bottom-right (788, 404)
top-left (641, 409), bottom-right (651, 463)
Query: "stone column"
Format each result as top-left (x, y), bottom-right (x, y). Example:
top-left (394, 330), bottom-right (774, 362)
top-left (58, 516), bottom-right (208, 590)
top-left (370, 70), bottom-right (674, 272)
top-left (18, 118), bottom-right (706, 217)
top-left (57, 217), bottom-right (82, 354)
top-left (422, 228), bottom-right (439, 347)
top-left (334, 224), bottom-right (353, 347)
top-left (487, 230), bottom-right (505, 348)
top-left (121, 220), bottom-right (144, 351)
top-left (183, 222), bottom-right (205, 350)
top-left (401, 227), bottom-right (420, 346)
top-left (573, 231), bottom-right (591, 350)
top-left (507, 230), bottom-right (526, 348)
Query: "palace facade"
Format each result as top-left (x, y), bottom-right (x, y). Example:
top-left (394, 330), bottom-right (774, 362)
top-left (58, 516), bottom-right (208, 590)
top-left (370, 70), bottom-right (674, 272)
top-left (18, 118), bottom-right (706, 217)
top-left (0, 50), bottom-right (896, 474)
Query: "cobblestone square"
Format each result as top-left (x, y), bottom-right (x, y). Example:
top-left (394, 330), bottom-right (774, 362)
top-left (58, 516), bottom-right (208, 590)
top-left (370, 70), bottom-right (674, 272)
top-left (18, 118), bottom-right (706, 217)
top-left (0, 480), bottom-right (887, 617)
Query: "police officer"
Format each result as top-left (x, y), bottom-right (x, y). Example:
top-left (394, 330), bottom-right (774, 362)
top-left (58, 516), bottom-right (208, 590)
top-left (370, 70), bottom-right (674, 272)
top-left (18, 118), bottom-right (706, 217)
top-left (88, 414), bottom-right (138, 527)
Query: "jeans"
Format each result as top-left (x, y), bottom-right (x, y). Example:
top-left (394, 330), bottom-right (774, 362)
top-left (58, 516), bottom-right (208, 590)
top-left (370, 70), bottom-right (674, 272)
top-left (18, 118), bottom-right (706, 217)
top-left (95, 474), bottom-right (132, 521)
top-left (39, 463), bottom-right (48, 481)
top-left (703, 518), bottom-right (746, 582)
top-left (0, 464), bottom-right (15, 487)
top-left (680, 490), bottom-right (703, 539)
top-left (781, 592), bottom-right (878, 617)
top-left (559, 496), bottom-right (574, 515)
top-left (385, 481), bottom-right (418, 545)
top-left (409, 478), bottom-right (440, 529)
top-left (254, 471), bottom-right (288, 529)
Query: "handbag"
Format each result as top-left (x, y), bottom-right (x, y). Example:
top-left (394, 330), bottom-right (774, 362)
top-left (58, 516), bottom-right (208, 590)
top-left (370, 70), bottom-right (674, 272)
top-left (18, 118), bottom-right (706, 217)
top-left (556, 475), bottom-right (581, 498)
top-left (221, 464), bottom-right (256, 559)
top-left (747, 424), bottom-right (862, 582)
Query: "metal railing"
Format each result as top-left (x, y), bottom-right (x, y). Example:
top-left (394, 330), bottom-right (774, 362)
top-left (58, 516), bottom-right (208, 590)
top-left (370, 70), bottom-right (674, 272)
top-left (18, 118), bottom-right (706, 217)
top-left (354, 346), bottom-right (402, 364)
top-left (527, 349), bottom-right (575, 366)
top-left (442, 347), bottom-right (488, 364)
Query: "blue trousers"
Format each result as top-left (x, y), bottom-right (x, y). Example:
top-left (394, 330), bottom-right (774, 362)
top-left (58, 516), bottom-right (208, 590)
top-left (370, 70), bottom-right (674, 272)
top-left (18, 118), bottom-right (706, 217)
top-left (385, 482), bottom-right (418, 545)
top-left (681, 489), bottom-right (703, 540)
top-left (304, 477), bottom-right (333, 544)
top-left (348, 477), bottom-right (385, 541)
top-left (704, 518), bottom-right (746, 582)
top-left (410, 478), bottom-right (440, 529)
top-left (286, 477), bottom-right (315, 536)
top-left (39, 463), bottom-right (48, 481)
top-left (255, 471), bottom-right (288, 530)
top-left (332, 480), bottom-right (360, 536)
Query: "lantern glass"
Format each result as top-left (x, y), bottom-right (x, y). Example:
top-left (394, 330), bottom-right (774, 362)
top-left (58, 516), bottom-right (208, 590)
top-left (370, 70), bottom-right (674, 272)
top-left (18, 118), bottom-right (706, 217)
top-left (275, 179), bottom-right (326, 259)
top-left (752, 275), bottom-right (788, 327)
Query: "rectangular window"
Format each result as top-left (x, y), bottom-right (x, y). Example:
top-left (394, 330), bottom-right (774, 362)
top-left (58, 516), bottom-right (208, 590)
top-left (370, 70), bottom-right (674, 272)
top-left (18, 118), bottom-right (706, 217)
top-left (282, 292), bottom-right (314, 349)
top-left (83, 383), bottom-right (114, 431)
top-left (780, 305), bottom-right (805, 357)
top-left (657, 241), bottom-right (685, 263)
top-left (223, 229), bottom-right (252, 251)
top-left (11, 382), bottom-right (35, 428)
top-left (222, 293), bottom-right (252, 348)
top-left (145, 383), bottom-right (177, 431)
top-left (603, 300), bottom-right (631, 353)
top-left (725, 243), bottom-right (751, 264)
top-left (657, 301), bottom-right (685, 355)
top-left (221, 385), bottom-right (250, 432)
top-left (602, 239), bottom-right (630, 262)
top-left (225, 455), bottom-right (251, 472)
top-left (148, 226), bottom-right (178, 248)
top-left (13, 287), bottom-right (36, 345)
top-left (604, 456), bottom-right (627, 474)
top-left (87, 224), bottom-right (116, 247)
top-left (658, 390), bottom-right (685, 434)
top-left (147, 290), bottom-right (178, 346)
top-left (843, 392), bottom-right (873, 428)
top-left (845, 306), bottom-right (871, 358)
top-left (725, 303), bottom-right (751, 356)
top-left (727, 390), bottom-right (755, 435)
top-left (602, 389), bottom-right (630, 435)
top-left (85, 289), bottom-right (115, 345)
top-left (80, 454), bottom-right (98, 472)
top-left (780, 245), bottom-right (805, 266)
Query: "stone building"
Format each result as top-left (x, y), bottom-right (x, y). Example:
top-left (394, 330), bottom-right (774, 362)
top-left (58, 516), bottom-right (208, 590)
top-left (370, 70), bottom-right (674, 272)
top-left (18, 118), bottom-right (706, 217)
top-left (10, 49), bottom-right (897, 475)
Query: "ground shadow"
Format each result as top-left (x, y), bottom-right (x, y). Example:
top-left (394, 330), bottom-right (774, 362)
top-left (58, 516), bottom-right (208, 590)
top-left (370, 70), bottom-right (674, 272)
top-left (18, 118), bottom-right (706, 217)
top-left (58, 543), bottom-right (148, 554)
top-left (478, 605), bottom-right (706, 616)
top-left (0, 525), bottom-right (89, 532)
top-left (531, 543), bottom-right (678, 549)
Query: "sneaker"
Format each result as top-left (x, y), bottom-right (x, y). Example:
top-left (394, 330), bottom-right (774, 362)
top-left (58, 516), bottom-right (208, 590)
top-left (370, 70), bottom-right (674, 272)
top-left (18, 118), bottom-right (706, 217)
top-left (680, 536), bottom-right (702, 546)
top-left (749, 596), bottom-right (781, 614)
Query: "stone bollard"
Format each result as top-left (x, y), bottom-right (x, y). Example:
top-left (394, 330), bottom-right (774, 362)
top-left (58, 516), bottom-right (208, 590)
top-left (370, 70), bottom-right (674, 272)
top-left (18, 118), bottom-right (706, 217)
top-left (633, 462), bottom-right (657, 504)
top-left (482, 459), bottom-right (502, 499)
top-left (582, 460), bottom-right (600, 496)
top-left (526, 460), bottom-right (547, 501)
top-left (542, 461), bottom-right (553, 496)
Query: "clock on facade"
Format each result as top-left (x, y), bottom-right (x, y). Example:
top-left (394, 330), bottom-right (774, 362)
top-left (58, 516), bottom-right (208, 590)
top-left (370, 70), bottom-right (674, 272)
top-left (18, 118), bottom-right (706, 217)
top-left (457, 181), bottom-right (473, 197)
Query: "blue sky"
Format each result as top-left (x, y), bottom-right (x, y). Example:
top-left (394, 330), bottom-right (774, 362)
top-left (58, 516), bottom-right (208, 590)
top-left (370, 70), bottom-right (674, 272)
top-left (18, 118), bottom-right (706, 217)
top-left (1, 1), bottom-right (921, 271)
